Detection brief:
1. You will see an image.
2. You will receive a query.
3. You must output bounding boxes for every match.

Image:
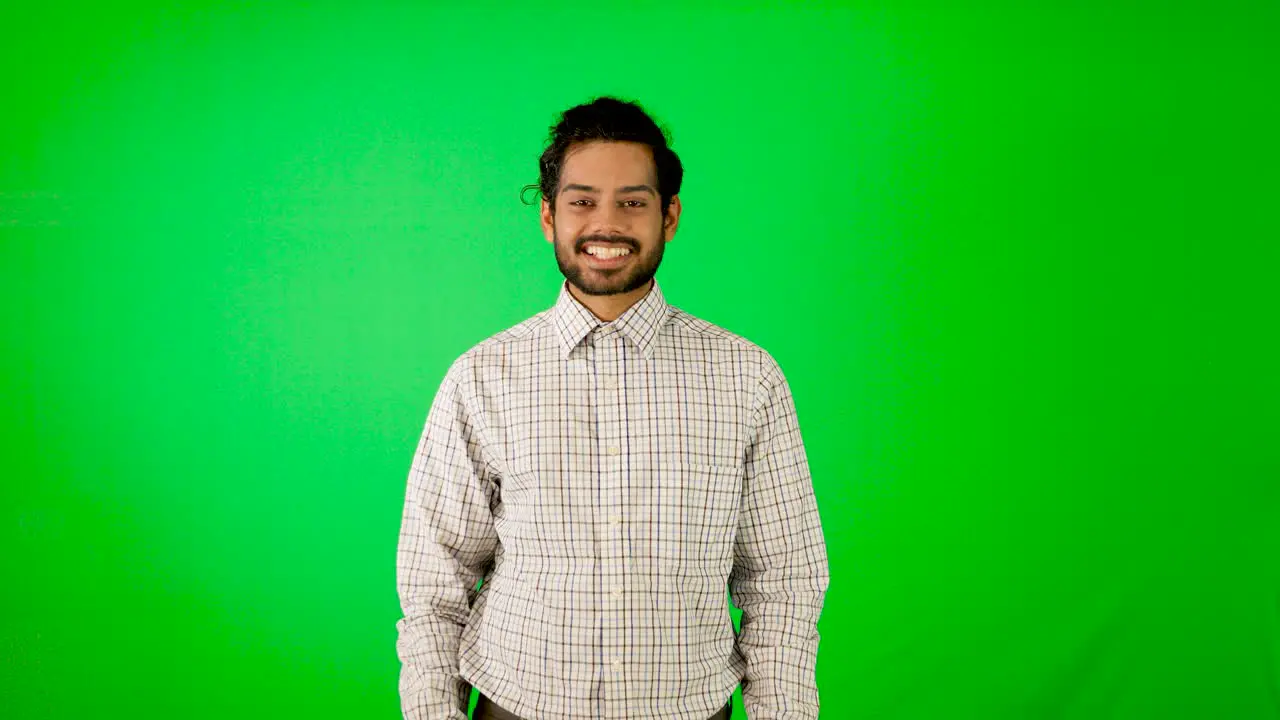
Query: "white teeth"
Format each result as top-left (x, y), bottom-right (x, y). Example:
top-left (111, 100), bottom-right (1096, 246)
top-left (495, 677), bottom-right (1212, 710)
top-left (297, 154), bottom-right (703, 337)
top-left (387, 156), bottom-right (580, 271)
top-left (586, 246), bottom-right (631, 259)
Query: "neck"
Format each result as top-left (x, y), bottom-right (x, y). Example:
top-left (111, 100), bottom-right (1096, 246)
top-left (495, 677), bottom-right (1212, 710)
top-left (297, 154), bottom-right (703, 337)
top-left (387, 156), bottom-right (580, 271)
top-left (568, 278), bottom-right (654, 322)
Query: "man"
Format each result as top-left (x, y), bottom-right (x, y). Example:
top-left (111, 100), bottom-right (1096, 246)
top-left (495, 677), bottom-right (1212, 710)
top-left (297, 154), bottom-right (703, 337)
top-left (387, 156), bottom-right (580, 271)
top-left (396, 96), bottom-right (829, 720)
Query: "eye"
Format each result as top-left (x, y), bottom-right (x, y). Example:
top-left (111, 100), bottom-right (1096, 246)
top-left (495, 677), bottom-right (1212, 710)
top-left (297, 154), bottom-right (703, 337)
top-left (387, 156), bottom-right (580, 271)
top-left (569, 198), bottom-right (593, 207)
top-left (622, 200), bottom-right (646, 208)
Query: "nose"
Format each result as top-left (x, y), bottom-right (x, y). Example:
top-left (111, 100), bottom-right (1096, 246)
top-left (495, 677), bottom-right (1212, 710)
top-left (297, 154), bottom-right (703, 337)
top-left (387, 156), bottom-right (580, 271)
top-left (592, 201), bottom-right (628, 233)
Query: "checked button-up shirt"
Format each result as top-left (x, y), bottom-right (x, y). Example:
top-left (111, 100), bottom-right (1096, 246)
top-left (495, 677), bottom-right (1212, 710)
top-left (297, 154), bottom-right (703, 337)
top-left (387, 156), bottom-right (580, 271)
top-left (396, 277), bottom-right (829, 719)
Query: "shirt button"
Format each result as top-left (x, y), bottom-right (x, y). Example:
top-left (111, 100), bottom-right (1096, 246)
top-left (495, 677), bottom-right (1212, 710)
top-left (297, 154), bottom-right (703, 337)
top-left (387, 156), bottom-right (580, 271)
top-left (606, 446), bottom-right (619, 455)
top-left (603, 376), bottom-right (617, 389)
top-left (611, 659), bottom-right (622, 670)
top-left (612, 585), bottom-right (623, 597)
top-left (609, 514), bottom-right (622, 525)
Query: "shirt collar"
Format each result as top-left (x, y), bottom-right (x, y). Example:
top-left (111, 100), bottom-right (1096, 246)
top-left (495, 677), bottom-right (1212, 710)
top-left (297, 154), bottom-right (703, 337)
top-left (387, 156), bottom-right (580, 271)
top-left (551, 277), bottom-right (670, 361)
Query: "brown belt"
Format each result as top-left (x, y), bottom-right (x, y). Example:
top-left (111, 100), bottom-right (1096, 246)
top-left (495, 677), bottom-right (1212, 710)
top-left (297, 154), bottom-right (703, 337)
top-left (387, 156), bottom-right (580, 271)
top-left (474, 693), bottom-right (732, 720)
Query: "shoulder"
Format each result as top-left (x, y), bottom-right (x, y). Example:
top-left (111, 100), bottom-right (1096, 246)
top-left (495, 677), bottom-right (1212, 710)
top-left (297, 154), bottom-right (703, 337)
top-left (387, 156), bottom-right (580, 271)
top-left (663, 305), bottom-right (786, 382)
top-left (442, 308), bottom-right (556, 383)
top-left (662, 306), bottom-right (797, 436)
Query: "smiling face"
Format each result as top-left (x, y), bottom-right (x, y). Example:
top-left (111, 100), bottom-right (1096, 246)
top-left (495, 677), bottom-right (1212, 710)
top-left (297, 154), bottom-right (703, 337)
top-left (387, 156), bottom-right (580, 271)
top-left (542, 140), bottom-right (681, 297)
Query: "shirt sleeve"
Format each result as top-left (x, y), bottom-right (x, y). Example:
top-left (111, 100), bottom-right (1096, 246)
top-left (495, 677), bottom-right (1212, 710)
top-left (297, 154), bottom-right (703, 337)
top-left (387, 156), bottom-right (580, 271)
top-left (396, 358), bottom-right (499, 720)
top-left (730, 352), bottom-right (831, 719)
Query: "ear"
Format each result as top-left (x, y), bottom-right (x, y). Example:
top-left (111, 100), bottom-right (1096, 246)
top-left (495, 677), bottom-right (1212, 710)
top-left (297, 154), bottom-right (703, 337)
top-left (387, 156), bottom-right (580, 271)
top-left (662, 195), bottom-right (682, 242)
top-left (540, 196), bottom-right (555, 243)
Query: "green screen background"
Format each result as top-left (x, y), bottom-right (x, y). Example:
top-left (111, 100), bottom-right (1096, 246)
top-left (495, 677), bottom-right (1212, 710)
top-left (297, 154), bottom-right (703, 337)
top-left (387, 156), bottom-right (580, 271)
top-left (3, 2), bottom-right (1277, 718)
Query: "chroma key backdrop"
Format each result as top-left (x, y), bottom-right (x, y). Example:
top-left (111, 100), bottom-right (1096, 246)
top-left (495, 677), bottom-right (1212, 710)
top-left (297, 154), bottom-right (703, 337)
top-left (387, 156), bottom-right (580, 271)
top-left (2, 2), bottom-right (1276, 718)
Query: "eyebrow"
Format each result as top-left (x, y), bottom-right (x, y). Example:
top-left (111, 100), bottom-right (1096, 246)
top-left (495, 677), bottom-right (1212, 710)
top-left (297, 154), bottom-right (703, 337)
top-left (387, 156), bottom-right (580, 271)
top-left (561, 183), bottom-right (657, 196)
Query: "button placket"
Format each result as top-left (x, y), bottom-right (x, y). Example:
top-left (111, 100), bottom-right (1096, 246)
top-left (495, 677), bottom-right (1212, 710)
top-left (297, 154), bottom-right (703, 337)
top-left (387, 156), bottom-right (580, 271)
top-left (595, 328), bottom-right (627, 688)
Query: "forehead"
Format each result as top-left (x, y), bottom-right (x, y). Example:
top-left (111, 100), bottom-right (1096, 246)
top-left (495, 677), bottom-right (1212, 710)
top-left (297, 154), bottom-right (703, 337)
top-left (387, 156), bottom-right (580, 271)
top-left (559, 141), bottom-right (657, 188)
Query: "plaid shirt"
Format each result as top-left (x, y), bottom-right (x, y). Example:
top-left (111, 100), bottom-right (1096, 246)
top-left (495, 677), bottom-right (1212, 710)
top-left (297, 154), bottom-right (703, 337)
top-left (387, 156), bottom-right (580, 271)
top-left (396, 278), bottom-right (829, 719)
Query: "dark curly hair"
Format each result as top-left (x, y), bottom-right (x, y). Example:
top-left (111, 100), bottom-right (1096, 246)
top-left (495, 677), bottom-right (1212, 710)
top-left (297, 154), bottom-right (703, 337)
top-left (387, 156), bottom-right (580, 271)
top-left (521, 96), bottom-right (683, 217)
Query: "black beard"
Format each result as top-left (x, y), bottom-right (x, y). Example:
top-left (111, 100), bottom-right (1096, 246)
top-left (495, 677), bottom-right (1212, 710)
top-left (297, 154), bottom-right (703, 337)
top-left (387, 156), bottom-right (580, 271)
top-left (553, 226), bottom-right (664, 297)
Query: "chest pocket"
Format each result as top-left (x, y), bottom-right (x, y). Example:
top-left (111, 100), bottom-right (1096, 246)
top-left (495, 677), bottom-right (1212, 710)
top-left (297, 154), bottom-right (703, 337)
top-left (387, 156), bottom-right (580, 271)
top-left (647, 462), bottom-right (742, 580)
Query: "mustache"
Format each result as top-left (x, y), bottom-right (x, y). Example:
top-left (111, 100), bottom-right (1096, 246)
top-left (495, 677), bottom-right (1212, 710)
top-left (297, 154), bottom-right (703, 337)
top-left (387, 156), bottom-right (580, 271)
top-left (577, 234), bottom-right (638, 252)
